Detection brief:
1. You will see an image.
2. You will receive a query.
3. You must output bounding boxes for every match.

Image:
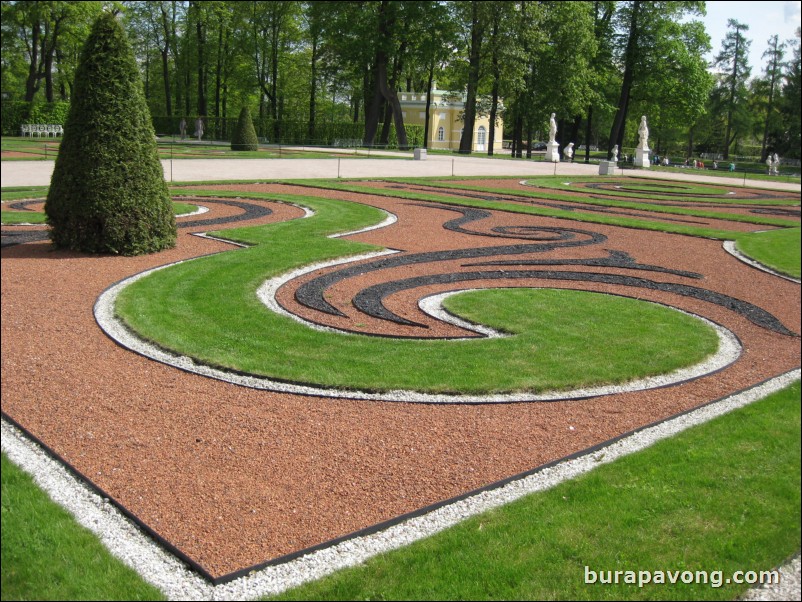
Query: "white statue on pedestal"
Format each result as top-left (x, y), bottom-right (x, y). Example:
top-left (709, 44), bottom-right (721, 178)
top-left (548, 113), bottom-right (557, 143)
top-left (637, 115), bottom-right (649, 150)
top-left (610, 144), bottom-right (619, 162)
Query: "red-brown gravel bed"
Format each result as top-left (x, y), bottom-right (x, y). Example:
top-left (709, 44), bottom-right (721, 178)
top-left (2, 183), bottom-right (799, 580)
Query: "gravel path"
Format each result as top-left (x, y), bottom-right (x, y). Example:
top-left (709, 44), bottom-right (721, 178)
top-left (1, 177), bottom-right (800, 596)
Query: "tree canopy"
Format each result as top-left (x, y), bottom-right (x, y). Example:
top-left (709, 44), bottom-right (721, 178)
top-left (2, 1), bottom-right (799, 160)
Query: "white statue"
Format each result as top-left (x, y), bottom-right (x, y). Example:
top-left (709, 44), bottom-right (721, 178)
top-left (564, 142), bottom-right (574, 161)
top-left (610, 144), bottom-right (619, 162)
top-left (766, 155), bottom-right (774, 174)
top-left (548, 113), bottom-right (557, 143)
top-left (772, 153), bottom-right (780, 175)
top-left (194, 117), bottom-right (204, 141)
top-left (637, 115), bottom-right (649, 150)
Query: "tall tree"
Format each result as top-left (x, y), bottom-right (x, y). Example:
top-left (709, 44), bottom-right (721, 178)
top-left (455, 1), bottom-right (489, 154)
top-left (758, 34), bottom-right (786, 161)
top-left (3, 1), bottom-right (102, 102)
top-left (248, 0), bottom-right (298, 140)
top-left (778, 28), bottom-right (801, 158)
top-left (303, 1), bottom-right (325, 141)
top-left (712, 18), bottom-right (751, 160)
top-left (607, 1), bottom-right (707, 155)
top-left (530, 1), bottom-right (597, 150)
top-left (583, 0), bottom-right (616, 163)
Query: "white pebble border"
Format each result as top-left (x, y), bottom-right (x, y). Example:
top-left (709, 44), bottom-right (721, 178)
top-left (176, 205), bottom-right (210, 217)
top-left (2, 368), bottom-right (799, 601)
top-left (723, 240), bottom-right (801, 284)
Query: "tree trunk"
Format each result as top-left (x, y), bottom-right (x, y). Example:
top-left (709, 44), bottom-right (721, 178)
top-left (161, 46), bottom-right (172, 117)
top-left (459, 2), bottom-right (484, 154)
top-left (723, 24), bottom-right (744, 160)
top-left (423, 63), bottom-right (434, 149)
top-left (24, 21), bottom-right (42, 102)
top-left (308, 35), bottom-right (317, 141)
top-left (363, 63), bottom-right (383, 146)
top-left (608, 0), bottom-right (641, 154)
top-left (377, 60), bottom-right (407, 149)
top-left (196, 17), bottom-right (207, 117)
top-left (584, 105), bottom-right (593, 163)
top-left (214, 22), bottom-right (223, 126)
top-left (270, 16), bottom-right (280, 141)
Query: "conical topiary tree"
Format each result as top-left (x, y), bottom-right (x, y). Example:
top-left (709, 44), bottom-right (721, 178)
top-left (45, 12), bottom-right (176, 256)
top-left (230, 106), bottom-right (259, 151)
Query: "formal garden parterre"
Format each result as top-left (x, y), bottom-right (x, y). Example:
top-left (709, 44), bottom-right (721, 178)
top-left (1, 176), bottom-right (800, 592)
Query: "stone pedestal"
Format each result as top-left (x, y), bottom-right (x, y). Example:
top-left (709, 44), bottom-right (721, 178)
top-left (413, 148), bottom-right (427, 160)
top-left (546, 141), bottom-right (560, 163)
top-left (599, 160), bottom-right (618, 175)
top-left (634, 147), bottom-right (650, 168)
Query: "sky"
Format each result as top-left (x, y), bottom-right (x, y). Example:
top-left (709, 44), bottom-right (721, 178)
top-left (699, 0), bottom-right (801, 76)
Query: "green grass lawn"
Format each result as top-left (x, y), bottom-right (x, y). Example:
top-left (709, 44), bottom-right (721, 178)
top-left (1, 199), bottom-right (199, 224)
top-left (736, 227), bottom-right (802, 279)
top-left (0, 454), bottom-right (166, 601)
top-left (1, 136), bottom-right (384, 161)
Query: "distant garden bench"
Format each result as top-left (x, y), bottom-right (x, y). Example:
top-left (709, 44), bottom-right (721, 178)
top-left (20, 124), bottom-right (64, 138)
top-left (333, 138), bottom-right (362, 148)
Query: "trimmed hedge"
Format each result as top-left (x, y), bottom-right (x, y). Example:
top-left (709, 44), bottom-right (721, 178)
top-left (0, 101), bottom-right (70, 136)
top-left (45, 12), bottom-right (176, 256)
top-left (230, 106), bottom-right (259, 151)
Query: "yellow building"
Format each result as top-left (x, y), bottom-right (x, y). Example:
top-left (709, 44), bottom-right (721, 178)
top-left (398, 89), bottom-right (503, 152)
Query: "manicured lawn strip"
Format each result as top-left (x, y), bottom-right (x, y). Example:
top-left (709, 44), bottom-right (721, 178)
top-left (520, 175), bottom-right (801, 203)
top-left (171, 201), bottom-right (198, 216)
top-left (269, 380), bottom-right (802, 601)
top-left (735, 228), bottom-right (802, 279)
top-left (1, 200), bottom-right (199, 224)
top-left (115, 192), bottom-right (719, 395)
top-left (1, 186), bottom-right (50, 201)
top-left (158, 144), bottom-right (376, 160)
top-left (296, 179), bottom-right (742, 240)
top-left (0, 453), bottom-right (166, 601)
top-left (0, 209), bottom-right (48, 224)
top-left (524, 176), bottom-right (730, 197)
top-left (629, 165), bottom-right (801, 184)
top-left (396, 177), bottom-right (800, 226)
top-left (390, 174), bottom-right (800, 207)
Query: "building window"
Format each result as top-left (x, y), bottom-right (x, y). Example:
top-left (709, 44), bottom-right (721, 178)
top-left (437, 126), bottom-right (445, 141)
top-left (401, 94), bottom-right (407, 101)
top-left (477, 126), bottom-right (487, 145)
top-left (419, 112), bottom-right (426, 119)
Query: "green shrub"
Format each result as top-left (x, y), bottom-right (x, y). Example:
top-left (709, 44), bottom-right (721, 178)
top-left (230, 106), bottom-right (259, 151)
top-left (45, 12), bottom-right (176, 256)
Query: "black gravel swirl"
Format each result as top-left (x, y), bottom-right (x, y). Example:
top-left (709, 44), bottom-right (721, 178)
top-left (351, 270), bottom-right (797, 336)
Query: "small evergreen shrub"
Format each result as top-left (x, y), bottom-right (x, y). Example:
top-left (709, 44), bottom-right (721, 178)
top-left (230, 106), bottom-right (259, 151)
top-left (45, 12), bottom-right (176, 256)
